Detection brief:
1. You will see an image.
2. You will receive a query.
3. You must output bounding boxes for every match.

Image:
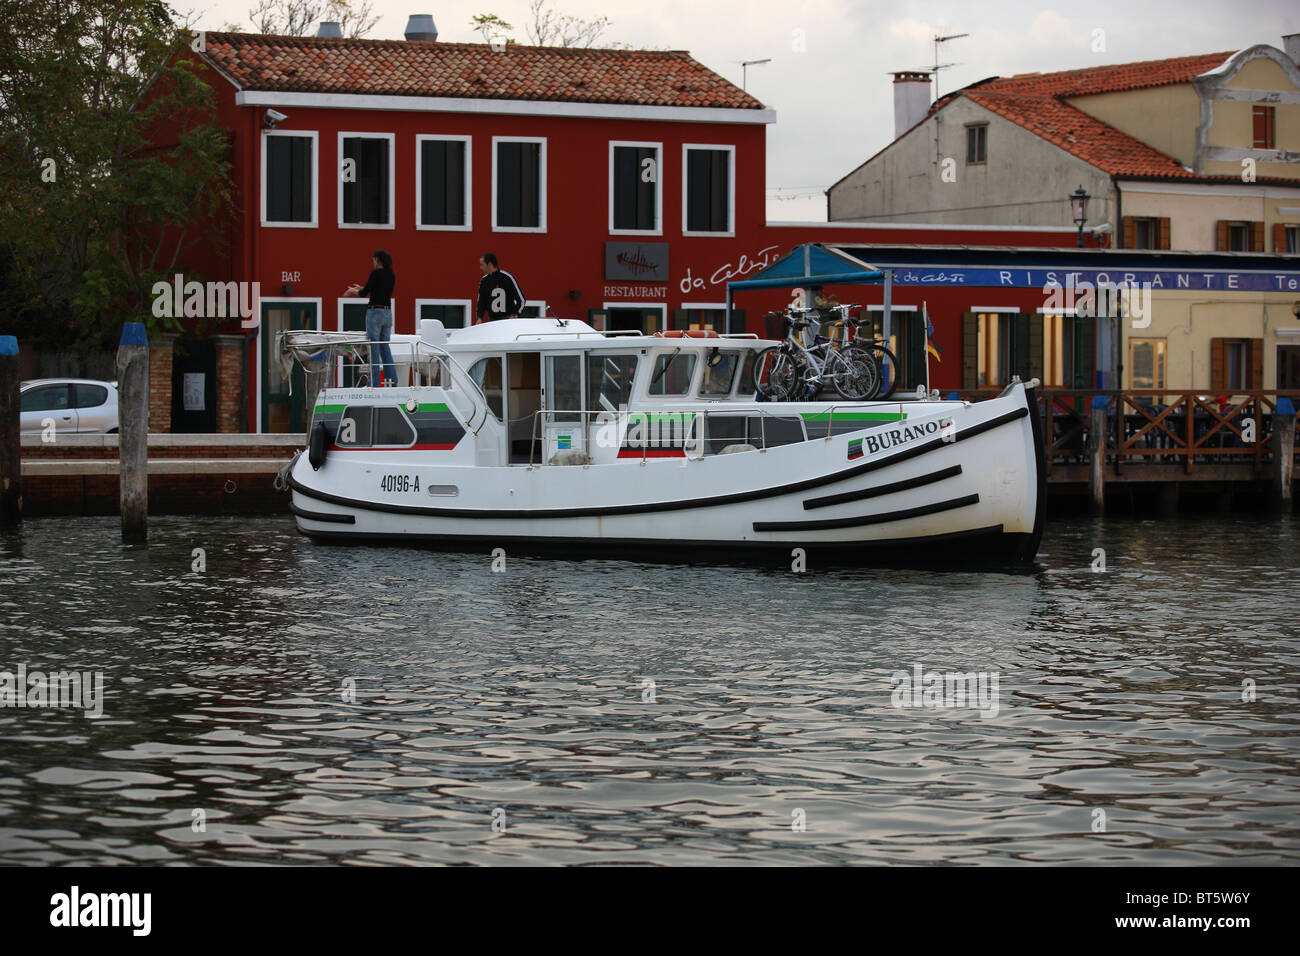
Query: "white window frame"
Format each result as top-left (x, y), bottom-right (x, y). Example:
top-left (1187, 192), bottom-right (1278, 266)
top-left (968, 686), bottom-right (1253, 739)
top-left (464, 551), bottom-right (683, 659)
top-left (337, 131), bottom-right (396, 230)
top-left (601, 300), bottom-right (667, 337)
top-left (492, 136), bottom-right (547, 233)
top-left (609, 140), bottom-right (663, 236)
top-left (521, 299), bottom-right (547, 319)
top-left (261, 130), bottom-right (319, 228)
top-left (415, 134), bottom-right (472, 232)
top-left (415, 297), bottom-right (473, 329)
top-left (681, 143), bottom-right (735, 238)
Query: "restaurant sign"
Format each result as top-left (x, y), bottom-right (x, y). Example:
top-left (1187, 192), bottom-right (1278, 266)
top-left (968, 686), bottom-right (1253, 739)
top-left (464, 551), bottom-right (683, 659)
top-left (885, 267), bottom-right (1300, 292)
top-left (605, 242), bottom-right (669, 282)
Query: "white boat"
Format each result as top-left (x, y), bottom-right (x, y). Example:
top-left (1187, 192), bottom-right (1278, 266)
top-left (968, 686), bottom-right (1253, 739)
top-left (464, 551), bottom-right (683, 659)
top-left (277, 318), bottom-right (1046, 564)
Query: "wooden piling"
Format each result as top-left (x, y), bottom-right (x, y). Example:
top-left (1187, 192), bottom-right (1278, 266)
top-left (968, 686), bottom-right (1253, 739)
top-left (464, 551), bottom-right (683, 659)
top-left (1088, 397), bottom-right (1107, 515)
top-left (1273, 398), bottom-right (1295, 513)
top-left (117, 323), bottom-right (149, 542)
top-left (0, 336), bottom-right (20, 528)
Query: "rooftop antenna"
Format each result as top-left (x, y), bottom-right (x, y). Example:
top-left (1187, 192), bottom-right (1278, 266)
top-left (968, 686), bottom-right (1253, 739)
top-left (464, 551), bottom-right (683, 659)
top-left (740, 58), bottom-right (771, 91)
top-left (932, 32), bottom-right (968, 101)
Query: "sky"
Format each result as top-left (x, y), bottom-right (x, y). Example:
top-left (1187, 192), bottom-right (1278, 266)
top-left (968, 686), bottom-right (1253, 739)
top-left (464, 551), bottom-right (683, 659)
top-left (187, 0), bottom-right (1300, 221)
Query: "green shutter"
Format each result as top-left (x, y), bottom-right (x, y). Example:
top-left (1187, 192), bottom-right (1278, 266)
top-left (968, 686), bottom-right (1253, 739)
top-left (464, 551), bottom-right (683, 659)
top-left (906, 314), bottom-right (926, 391)
top-left (962, 313), bottom-right (978, 389)
top-left (1078, 315), bottom-right (1096, 389)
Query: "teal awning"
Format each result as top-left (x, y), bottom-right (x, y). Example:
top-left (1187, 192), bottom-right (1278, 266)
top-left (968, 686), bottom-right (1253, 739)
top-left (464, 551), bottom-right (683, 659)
top-left (727, 243), bottom-right (883, 291)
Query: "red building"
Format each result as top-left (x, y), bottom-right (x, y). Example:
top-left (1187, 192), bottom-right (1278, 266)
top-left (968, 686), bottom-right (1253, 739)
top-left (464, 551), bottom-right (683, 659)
top-left (173, 30), bottom-right (1102, 432)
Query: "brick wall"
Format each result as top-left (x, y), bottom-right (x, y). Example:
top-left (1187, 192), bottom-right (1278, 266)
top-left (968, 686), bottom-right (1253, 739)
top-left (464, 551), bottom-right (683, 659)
top-left (213, 336), bottom-right (246, 433)
top-left (147, 334), bottom-right (177, 433)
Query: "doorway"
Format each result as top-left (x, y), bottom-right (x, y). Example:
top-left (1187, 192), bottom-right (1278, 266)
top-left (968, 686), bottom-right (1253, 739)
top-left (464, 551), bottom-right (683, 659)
top-left (171, 338), bottom-right (217, 433)
top-left (1278, 345), bottom-right (1300, 390)
top-left (261, 301), bottom-right (317, 432)
top-left (507, 351), bottom-right (542, 463)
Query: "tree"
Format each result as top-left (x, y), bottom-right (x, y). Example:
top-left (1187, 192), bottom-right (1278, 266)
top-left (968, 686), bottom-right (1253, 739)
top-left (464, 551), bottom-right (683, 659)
top-left (245, 0), bottom-right (377, 38)
top-left (0, 0), bottom-right (234, 349)
top-left (471, 1), bottom-right (617, 48)
top-left (524, 0), bottom-right (611, 47)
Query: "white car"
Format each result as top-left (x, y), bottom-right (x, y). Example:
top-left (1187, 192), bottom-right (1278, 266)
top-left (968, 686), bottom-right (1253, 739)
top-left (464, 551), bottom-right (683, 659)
top-left (20, 379), bottom-right (120, 435)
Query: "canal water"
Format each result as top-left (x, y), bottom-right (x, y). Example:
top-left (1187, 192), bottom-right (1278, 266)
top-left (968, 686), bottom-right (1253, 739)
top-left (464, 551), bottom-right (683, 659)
top-left (1, 515), bottom-right (1297, 865)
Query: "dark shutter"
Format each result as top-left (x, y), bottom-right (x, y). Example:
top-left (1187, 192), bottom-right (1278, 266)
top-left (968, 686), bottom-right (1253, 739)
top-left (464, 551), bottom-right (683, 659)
top-left (686, 149), bottom-right (729, 232)
top-left (1121, 216), bottom-right (1135, 249)
top-left (266, 135), bottom-right (312, 223)
top-left (341, 137), bottom-right (389, 224)
top-left (1027, 312), bottom-right (1044, 384)
top-left (1275, 223), bottom-right (1287, 253)
top-left (420, 139), bottom-right (465, 227)
top-left (1249, 338), bottom-right (1263, 389)
top-left (613, 146), bottom-right (656, 231)
top-left (1159, 217), bottom-right (1171, 250)
top-left (729, 308), bottom-right (745, 335)
top-left (962, 312), bottom-right (978, 389)
top-left (672, 308), bottom-right (688, 330)
top-left (1215, 220), bottom-right (1229, 251)
top-left (1210, 338), bottom-right (1226, 390)
top-left (497, 141), bottom-right (540, 228)
top-left (1250, 221), bottom-right (1265, 252)
top-left (906, 313), bottom-right (926, 391)
top-left (1079, 315), bottom-right (1096, 390)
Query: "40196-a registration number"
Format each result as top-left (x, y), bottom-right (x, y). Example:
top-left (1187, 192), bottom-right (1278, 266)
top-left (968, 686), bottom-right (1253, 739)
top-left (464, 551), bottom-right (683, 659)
top-left (379, 474), bottom-right (420, 493)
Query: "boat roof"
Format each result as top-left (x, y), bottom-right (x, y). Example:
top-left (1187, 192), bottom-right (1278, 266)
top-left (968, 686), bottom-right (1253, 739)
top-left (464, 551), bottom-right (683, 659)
top-left (439, 318), bottom-right (767, 350)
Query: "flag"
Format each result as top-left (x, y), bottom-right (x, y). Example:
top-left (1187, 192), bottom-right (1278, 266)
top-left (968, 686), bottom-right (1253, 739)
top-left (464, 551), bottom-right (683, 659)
top-left (924, 303), bottom-right (943, 363)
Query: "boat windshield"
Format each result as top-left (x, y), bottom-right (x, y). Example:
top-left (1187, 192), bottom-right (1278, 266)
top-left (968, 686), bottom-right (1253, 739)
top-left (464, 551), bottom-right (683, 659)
top-left (587, 353), bottom-right (639, 413)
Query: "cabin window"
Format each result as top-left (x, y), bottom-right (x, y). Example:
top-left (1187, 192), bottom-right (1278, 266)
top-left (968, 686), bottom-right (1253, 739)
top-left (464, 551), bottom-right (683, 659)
top-left (418, 136), bottom-right (469, 229)
top-left (336, 406), bottom-right (373, 446)
top-left (469, 356), bottom-right (504, 420)
top-left (684, 145), bottom-right (733, 234)
top-left (587, 353), bottom-right (639, 412)
top-left (263, 132), bottom-right (315, 225)
top-left (648, 352), bottom-right (698, 396)
top-left (340, 134), bottom-right (393, 226)
top-left (374, 407), bottom-right (416, 446)
top-left (748, 415), bottom-right (805, 447)
top-left (700, 350), bottom-right (741, 396)
top-left (546, 354), bottom-right (583, 422)
top-left (611, 142), bottom-right (660, 233)
top-left (494, 137), bottom-right (545, 230)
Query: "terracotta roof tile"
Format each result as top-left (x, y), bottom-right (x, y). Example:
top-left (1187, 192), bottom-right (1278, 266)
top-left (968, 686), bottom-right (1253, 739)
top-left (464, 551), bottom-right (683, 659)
top-left (199, 32), bottom-right (763, 110)
top-left (940, 50), bottom-right (1297, 181)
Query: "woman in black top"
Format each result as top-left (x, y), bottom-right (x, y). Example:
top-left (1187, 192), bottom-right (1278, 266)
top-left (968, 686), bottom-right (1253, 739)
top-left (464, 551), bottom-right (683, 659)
top-left (345, 250), bottom-right (397, 386)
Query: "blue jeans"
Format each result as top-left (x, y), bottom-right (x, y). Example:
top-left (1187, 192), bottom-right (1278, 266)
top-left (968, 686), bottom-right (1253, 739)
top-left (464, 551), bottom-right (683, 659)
top-left (365, 307), bottom-right (397, 386)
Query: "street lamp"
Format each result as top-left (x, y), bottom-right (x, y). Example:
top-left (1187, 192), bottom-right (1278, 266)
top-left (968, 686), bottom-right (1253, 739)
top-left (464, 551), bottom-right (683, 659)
top-left (1069, 185), bottom-right (1090, 248)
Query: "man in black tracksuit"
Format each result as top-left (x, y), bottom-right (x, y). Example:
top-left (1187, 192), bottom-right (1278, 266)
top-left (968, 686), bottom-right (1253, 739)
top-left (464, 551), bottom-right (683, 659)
top-left (476, 252), bottom-right (526, 322)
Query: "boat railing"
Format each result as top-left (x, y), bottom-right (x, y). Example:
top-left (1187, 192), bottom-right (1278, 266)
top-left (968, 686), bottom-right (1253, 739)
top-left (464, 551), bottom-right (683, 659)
top-left (276, 332), bottom-right (493, 434)
top-left (522, 403), bottom-right (827, 466)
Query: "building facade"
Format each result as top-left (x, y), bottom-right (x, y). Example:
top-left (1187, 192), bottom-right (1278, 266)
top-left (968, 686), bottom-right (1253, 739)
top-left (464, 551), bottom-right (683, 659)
top-left (827, 40), bottom-right (1300, 253)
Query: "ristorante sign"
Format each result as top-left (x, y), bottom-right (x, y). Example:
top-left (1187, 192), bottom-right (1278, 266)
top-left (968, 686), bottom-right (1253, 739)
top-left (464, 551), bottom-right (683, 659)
top-left (881, 267), bottom-right (1300, 291)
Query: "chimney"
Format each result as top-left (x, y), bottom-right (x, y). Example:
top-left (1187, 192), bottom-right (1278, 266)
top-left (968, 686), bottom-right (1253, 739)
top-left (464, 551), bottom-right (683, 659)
top-left (1283, 34), bottom-right (1300, 67)
top-left (892, 72), bottom-right (932, 139)
top-left (405, 14), bottom-right (438, 42)
top-left (316, 21), bottom-right (342, 38)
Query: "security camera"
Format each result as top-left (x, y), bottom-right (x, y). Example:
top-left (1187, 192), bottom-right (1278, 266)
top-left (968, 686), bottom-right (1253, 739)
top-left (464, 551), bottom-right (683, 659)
top-left (265, 108), bottom-right (288, 128)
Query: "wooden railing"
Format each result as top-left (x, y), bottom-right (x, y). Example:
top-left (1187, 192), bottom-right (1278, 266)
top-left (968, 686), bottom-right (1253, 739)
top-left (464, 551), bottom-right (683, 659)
top-left (952, 389), bottom-right (1300, 473)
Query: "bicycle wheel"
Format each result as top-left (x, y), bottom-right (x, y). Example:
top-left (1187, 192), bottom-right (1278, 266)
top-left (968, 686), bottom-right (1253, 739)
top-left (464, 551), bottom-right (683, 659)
top-left (752, 347), bottom-right (801, 401)
top-left (830, 346), bottom-right (879, 401)
top-left (847, 343), bottom-right (899, 400)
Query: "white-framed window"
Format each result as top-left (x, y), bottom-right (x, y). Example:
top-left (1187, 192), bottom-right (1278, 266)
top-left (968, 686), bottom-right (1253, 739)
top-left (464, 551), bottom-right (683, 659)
top-left (679, 301), bottom-right (728, 331)
top-left (609, 141), bottom-right (662, 235)
top-left (682, 144), bottom-right (734, 236)
top-left (416, 298), bottom-right (472, 329)
top-left (261, 130), bottom-right (318, 227)
top-left (520, 300), bottom-right (547, 318)
top-left (493, 136), bottom-right (546, 232)
top-left (416, 135), bottom-right (471, 231)
top-left (338, 131), bottom-right (395, 229)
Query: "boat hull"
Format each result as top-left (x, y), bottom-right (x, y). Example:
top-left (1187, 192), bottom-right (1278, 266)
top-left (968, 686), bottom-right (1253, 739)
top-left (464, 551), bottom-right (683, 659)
top-left (287, 383), bottom-right (1046, 565)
